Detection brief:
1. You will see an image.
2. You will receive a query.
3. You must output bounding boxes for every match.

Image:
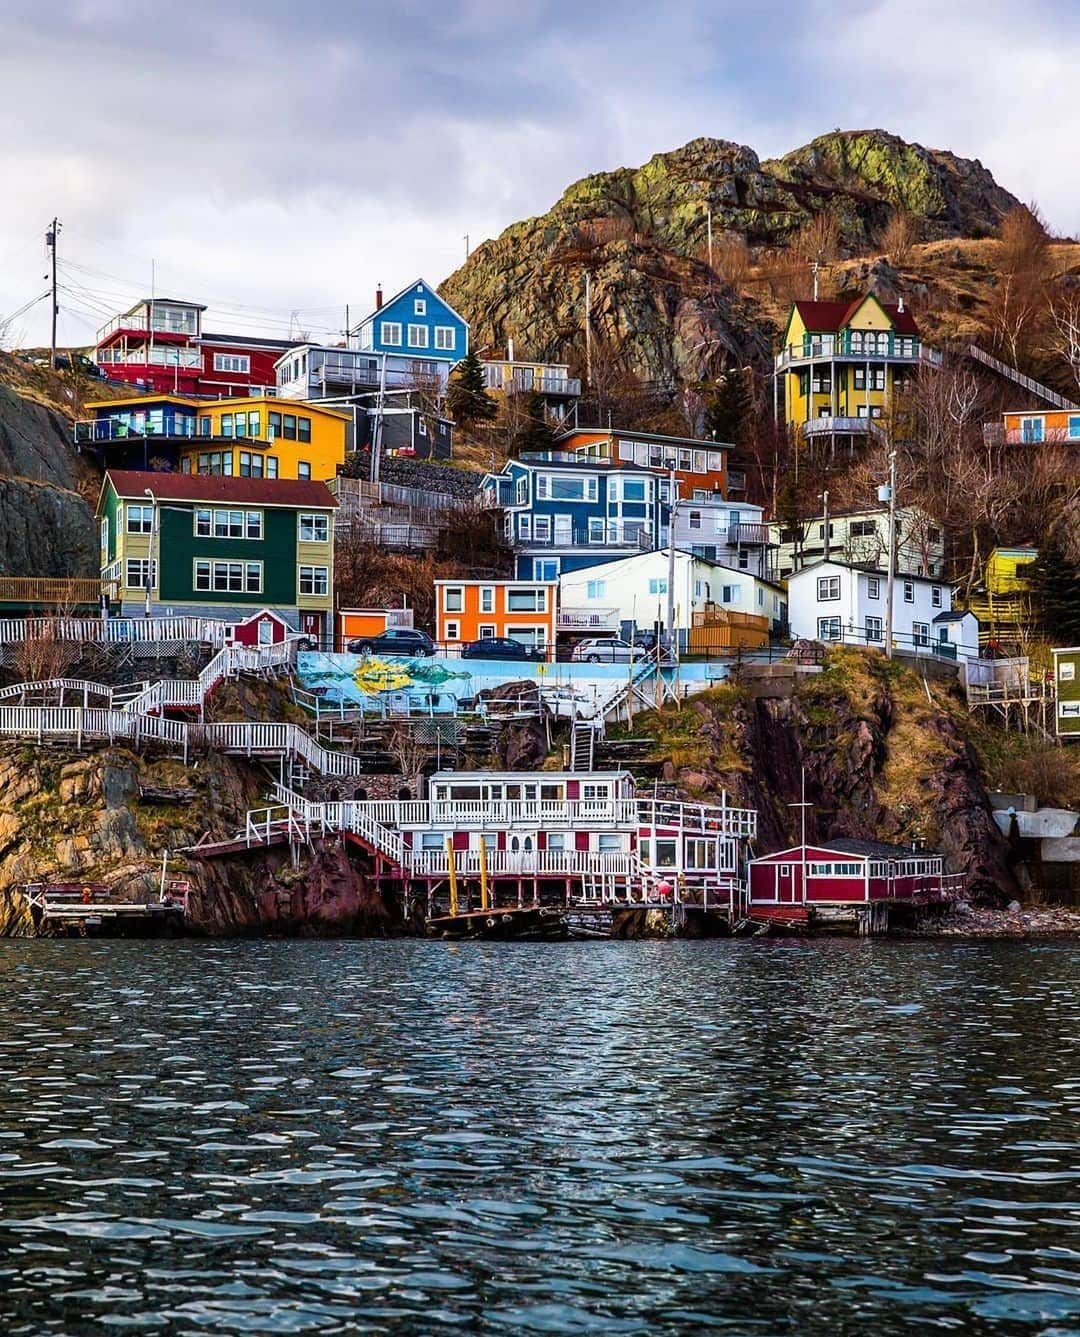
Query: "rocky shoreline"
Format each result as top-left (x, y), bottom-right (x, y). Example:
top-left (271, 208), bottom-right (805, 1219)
top-left (907, 904), bottom-right (1080, 939)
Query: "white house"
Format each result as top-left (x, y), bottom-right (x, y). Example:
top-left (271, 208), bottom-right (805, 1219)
top-left (786, 560), bottom-right (976, 659)
top-left (559, 549), bottom-right (787, 645)
top-left (672, 497), bottom-right (777, 581)
top-left (768, 504), bottom-right (946, 580)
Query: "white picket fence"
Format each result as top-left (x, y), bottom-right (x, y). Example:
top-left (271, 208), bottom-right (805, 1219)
top-left (0, 616), bottom-right (231, 647)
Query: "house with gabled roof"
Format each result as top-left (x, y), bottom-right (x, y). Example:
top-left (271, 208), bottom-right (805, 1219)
top-left (353, 279), bottom-right (468, 365)
top-left (774, 292), bottom-right (942, 445)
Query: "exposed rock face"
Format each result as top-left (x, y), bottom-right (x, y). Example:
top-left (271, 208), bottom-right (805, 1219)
top-left (440, 129), bottom-right (1021, 385)
top-left (643, 651), bottom-right (1018, 904)
top-left (0, 385), bottom-right (97, 577)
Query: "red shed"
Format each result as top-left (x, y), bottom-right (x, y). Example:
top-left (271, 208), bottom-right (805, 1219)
top-left (748, 838), bottom-right (946, 908)
top-left (230, 609), bottom-right (291, 647)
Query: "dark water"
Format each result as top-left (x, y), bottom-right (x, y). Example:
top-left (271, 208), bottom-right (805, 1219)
top-left (0, 941), bottom-right (1078, 1335)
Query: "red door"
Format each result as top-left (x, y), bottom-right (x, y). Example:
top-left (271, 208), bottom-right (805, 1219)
top-left (777, 863), bottom-right (796, 903)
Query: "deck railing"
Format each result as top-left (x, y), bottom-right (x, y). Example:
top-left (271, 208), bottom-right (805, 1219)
top-left (0, 615), bottom-right (231, 646)
top-left (0, 578), bottom-right (118, 608)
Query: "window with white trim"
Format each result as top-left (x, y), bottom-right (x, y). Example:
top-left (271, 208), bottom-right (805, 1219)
top-left (444, 587), bottom-right (464, 612)
top-left (912, 621), bottom-right (930, 647)
top-left (866, 615), bottom-right (883, 642)
top-left (586, 579), bottom-right (606, 599)
top-left (414, 299), bottom-right (426, 315)
top-left (299, 513), bottom-right (329, 543)
top-left (434, 326), bottom-right (455, 350)
top-left (817, 575), bottom-right (841, 601)
top-left (903, 580), bottom-right (915, 603)
top-left (507, 588), bottom-right (546, 612)
top-left (126, 504), bottom-right (153, 534)
top-left (298, 565), bottom-right (329, 596)
top-left (194, 560), bottom-right (262, 593)
top-left (867, 576), bottom-right (881, 599)
top-left (817, 616), bottom-right (841, 641)
top-left (931, 586), bottom-right (942, 608)
top-left (407, 324), bottom-right (429, 348)
top-left (444, 620), bottom-right (460, 641)
top-left (125, 558), bottom-right (155, 589)
top-left (213, 352), bottom-right (250, 374)
top-left (380, 321), bottom-right (402, 345)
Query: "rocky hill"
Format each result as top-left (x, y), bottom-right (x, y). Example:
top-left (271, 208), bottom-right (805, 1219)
top-left (440, 129), bottom-right (1025, 385)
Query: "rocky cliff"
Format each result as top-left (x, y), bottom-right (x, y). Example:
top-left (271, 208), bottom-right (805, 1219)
top-left (440, 129), bottom-right (1022, 385)
top-left (0, 374), bottom-right (98, 578)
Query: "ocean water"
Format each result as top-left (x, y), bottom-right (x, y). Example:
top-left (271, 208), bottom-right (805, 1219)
top-left (0, 938), bottom-right (1077, 1334)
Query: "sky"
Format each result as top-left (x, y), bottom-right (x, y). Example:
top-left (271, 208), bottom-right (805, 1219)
top-left (2, 0), bottom-right (1077, 348)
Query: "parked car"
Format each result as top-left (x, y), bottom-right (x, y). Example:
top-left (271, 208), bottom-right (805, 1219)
top-left (461, 636), bottom-right (546, 661)
top-left (571, 638), bottom-right (647, 663)
top-left (348, 628), bottom-right (435, 657)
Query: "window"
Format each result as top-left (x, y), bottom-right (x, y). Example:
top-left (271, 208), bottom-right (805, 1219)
top-left (212, 353), bottom-right (250, 374)
top-left (532, 559), bottom-right (559, 580)
top-left (586, 579), bottom-right (606, 600)
top-left (197, 451), bottom-right (233, 476)
top-left (198, 415), bottom-right (211, 437)
top-left (912, 621), bottom-right (930, 648)
top-left (849, 520), bottom-right (876, 538)
top-left (853, 367), bottom-right (886, 391)
top-left (444, 587), bottom-right (464, 612)
top-left (1069, 416), bottom-right (1080, 440)
top-left (867, 577), bottom-right (881, 600)
top-left (414, 298), bottom-right (426, 315)
top-left (126, 504), bottom-right (153, 534)
top-left (1021, 416), bottom-right (1044, 443)
top-left (689, 510), bottom-right (702, 530)
top-left (818, 616), bottom-right (842, 641)
top-left (220, 414), bottom-right (234, 438)
top-left (125, 558), bottom-right (155, 589)
top-left (903, 581), bottom-right (915, 603)
top-left (300, 513), bottom-right (329, 543)
top-left (299, 565), bottom-right (329, 596)
top-left (722, 583), bottom-right (741, 603)
top-left (532, 516), bottom-right (551, 542)
top-left (808, 862), bottom-right (863, 877)
top-left (507, 588), bottom-right (545, 612)
top-left (597, 834), bottom-right (624, 853)
top-left (418, 417), bottom-right (427, 437)
top-left (622, 479), bottom-right (646, 502)
top-left (817, 575), bottom-right (841, 601)
top-left (380, 321), bottom-right (402, 345)
top-left (588, 517), bottom-right (605, 543)
top-left (434, 326), bottom-right (455, 351)
top-left (407, 324), bottom-right (429, 348)
top-left (297, 462), bottom-right (312, 481)
top-left (197, 560), bottom-right (262, 594)
top-left (214, 510), bottom-right (245, 540)
top-left (281, 414), bottom-right (297, 441)
top-left (444, 620), bottom-right (460, 641)
top-left (475, 623), bottom-right (495, 639)
top-left (931, 586), bottom-right (942, 608)
top-left (518, 514), bottom-right (531, 540)
top-left (297, 417), bottom-right (311, 443)
top-left (238, 451), bottom-right (267, 478)
top-left (480, 587), bottom-right (495, 614)
top-left (866, 615), bottom-right (883, 642)
top-left (266, 456), bottom-right (278, 478)
top-left (647, 578), bottom-right (668, 595)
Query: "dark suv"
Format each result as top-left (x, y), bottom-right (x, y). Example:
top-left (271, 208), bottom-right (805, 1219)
top-left (347, 628), bottom-right (435, 657)
top-left (461, 636), bottom-right (546, 661)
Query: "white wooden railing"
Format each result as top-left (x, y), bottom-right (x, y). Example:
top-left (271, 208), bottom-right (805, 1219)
top-left (0, 616), bottom-right (231, 646)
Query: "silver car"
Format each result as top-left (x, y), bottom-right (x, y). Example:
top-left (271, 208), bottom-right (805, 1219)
top-left (571, 638), bottom-right (647, 663)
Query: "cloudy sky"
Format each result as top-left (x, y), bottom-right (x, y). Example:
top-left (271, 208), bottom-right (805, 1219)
top-left (2, 0), bottom-right (1077, 347)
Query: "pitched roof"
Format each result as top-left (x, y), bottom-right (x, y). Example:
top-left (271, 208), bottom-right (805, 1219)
top-left (788, 558), bottom-right (943, 585)
top-left (827, 836), bottom-right (940, 860)
top-left (792, 295), bottom-right (920, 336)
top-left (104, 470), bottom-right (337, 509)
top-left (355, 278), bottom-right (469, 331)
top-left (557, 426), bottom-right (732, 451)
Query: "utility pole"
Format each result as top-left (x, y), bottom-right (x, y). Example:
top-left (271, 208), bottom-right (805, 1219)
top-left (707, 205), bottom-right (713, 271)
top-left (810, 259), bottom-right (820, 302)
top-left (884, 450), bottom-right (897, 659)
top-left (464, 233), bottom-right (470, 259)
top-left (665, 464), bottom-right (679, 662)
top-left (45, 218), bottom-right (60, 369)
top-left (371, 350), bottom-right (387, 485)
top-left (821, 489), bottom-right (830, 561)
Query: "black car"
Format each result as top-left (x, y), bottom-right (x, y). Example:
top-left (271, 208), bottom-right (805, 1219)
top-left (461, 636), bottom-right (545, 661)
top-left (347, 628), bottom-right (435, 657)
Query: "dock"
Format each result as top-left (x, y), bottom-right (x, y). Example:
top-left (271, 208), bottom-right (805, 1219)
top-left (23, 883), bottom-right (188, 937)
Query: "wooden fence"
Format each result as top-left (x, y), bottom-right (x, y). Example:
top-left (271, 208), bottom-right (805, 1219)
top-left (688, 609), bottom-right (770, 656)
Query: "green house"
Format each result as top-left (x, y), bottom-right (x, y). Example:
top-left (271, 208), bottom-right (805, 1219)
top-left (1054, 647), bottom-right (1080, 740)
top-left (97, 469), bottom-right (337, 645)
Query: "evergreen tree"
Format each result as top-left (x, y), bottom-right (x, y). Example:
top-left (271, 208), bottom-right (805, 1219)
top-left (446, 349), bottom-right (496, 429)
top-left (510, 390), bottom-right (556, 455)
top-left (1029, 531), bottom-right (1080, 643)
top-left (704, 371), bottom-right (749, 443)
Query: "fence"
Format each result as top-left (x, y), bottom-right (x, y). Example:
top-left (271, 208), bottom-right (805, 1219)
top-left (0, 615), bottom-right (229, 646)
top-left (688, 609), bottom-right (770, 656)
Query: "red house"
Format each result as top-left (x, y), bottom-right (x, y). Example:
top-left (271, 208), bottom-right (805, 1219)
top-left (95, 298), bottom-right (296, 397)
top-left (748, 837), bottom-right (953, 928)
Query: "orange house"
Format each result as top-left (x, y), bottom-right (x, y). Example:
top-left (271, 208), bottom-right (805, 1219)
top-left (434, 580), bottom-right (558, 657)
top-left (996, 408), bottom-right (1080, 445)
top-left (555, 427), bottom-right (729, 499)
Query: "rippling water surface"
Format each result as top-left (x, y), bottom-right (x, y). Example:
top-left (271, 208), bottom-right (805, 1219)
top-left (1, 940), bottom-right (1078, 1334)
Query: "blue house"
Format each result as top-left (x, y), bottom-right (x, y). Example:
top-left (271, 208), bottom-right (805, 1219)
top-left (483, 455), bottom-right (672, 580)
top-left (354, 279), bottom-right (468, 364)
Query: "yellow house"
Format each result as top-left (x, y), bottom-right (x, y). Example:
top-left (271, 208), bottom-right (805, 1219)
top-left (774, 294), bottom-right (941, 445)
top-left (963, 546), bottom-right (1038, 646)
top-left (77, 394), bottom-right (352, 481)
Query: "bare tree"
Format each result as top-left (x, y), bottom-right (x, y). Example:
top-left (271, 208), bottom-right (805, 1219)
top-left (877, 211), bottom-right (919, 267)
top-left (990, 204), bottom-right (1052, 369)
top-left (1046, 286), bottom-right (1080, 394)
top-left (386, 724), bottom-right (429, 798)
top-left (10, 610), bottom-right (82, 683)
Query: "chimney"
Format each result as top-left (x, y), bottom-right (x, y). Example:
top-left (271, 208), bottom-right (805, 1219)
top-left (507, 336), bottom-right (515, 363)
top-left (375, 285), bottom-right (383, 311)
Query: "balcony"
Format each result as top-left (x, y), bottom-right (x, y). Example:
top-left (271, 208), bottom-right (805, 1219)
top-left (97, 312), bottom-right (200, 341)
top-left (521, 526), bottom-right (653, 550)
top-left (557, 606), bottom-right (621, 631)
top-left (802, 416), bottom-right (885, 440)
top-left (97, 347), bottom-right (204, 371)
top-left (727, 522), bottom-right (772, 546)
top-left (775, 339), bottom-right (942, 370)
top-left (315, 357), bottom-right (450, 394)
